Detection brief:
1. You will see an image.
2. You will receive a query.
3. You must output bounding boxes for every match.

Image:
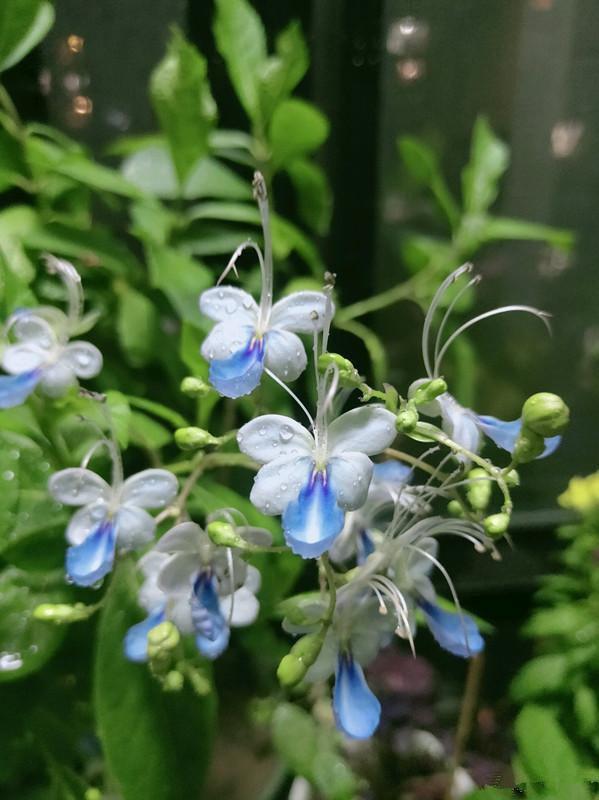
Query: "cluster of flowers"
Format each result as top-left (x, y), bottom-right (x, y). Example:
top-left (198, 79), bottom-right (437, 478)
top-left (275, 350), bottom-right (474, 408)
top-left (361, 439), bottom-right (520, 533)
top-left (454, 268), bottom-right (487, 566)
top-left (1, 177), bottom-right (569, 741)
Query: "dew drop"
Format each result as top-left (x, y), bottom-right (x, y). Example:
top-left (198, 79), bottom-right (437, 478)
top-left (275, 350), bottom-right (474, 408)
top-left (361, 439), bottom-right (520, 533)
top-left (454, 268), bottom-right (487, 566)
top-left (2, 470), bottom-right (14, 481)
top-left (281, 483), bottom-right (288, 491)
top-left (0, 652), bottom-right (23, 671)
top-left (8, 450), bottom-right (19, 461)
top-left (218, 290), bottom-right (224, 299)
top-left (279, 425), bottom-right (293, 442)
top-left (259, 426), bottom-right (266, 437)
top-left (242, 298), bottom-right (253, 310)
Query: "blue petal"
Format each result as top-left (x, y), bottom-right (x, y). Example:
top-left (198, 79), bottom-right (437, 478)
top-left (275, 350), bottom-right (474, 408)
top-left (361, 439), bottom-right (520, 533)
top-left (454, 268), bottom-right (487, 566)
top-left (0, 369), bottom-right (42, 409)
top-left (282, 469), bottom-right (345, 559)
top-left (66, 518), bottom-right (116, 587)
top-left (124, 605), bottom-right (166, 662)
top-left (540, 435), bottom-right (561, 458)
top-left (333, 653), bottom-right (381, 739)
top-left (356, 529), bottom-right (375, 565)
top-left (372, 461), bottom-right (412, 484)
top-left (209, 335), bottom-right (265, 398)
top-left (419, 599), bottom-right (484, 658)
top-left (191, 572), bottom-right (229, 660)
top-left (476, 415), bottom-right (561, 459)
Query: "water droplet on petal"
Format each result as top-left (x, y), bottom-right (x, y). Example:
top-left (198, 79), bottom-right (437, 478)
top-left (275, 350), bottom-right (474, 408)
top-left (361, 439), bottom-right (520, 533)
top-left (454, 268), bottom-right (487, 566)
top-left (242, 298), bottom-right (253, 310)
top-left (225, 299), bottom-right (237, 314)
top-left (259, 426), bottom-right (266, 436)
top-left (218, 290), bottom-right (224, 299)
top-left (279, 425), bottom-right (293, 442)
top-left (281, 483), bottom-right (288, 491)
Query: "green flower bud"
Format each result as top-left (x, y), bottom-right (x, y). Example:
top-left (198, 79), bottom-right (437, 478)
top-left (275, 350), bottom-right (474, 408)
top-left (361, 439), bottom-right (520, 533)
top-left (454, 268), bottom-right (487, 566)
top-left (513, 426), bottom-right (544, 464)
top-left (277, 653), bottom-right (308, 687)
top-left (483, 513), bottom-right (510, 538)
top-left (180, 376), bottom-right (212, 398)
top-left (33, 602), bottom-right (93, 623)
top-left (448, 499), bottom-right (465, 518)
top-left (147, 621), bottom-right (180, 658)
top-left (410, 378), bottom-right (448, 407)
top-left (521, 392), bottom-right (570, 437)
top-left (206, 520), bottom-right (248, 549)
top-left (85, 790), bottom-right (102, 800)
top-left (174, 426), bottom-right (219, 450)
top-left (317, 353), bottom-right (361, 387)
top-left (290, 632), bottom-right (325, 667)
top-left (184, 666), bottom-right (211, 696)
top-left (163, 670), bottom-right (184, 692)
top-left (396, 403), bottom-right (419, 433)
top-left (466, 468), bottom-right (492, 511)
top-left (504, 469), bottom-right (520, 488)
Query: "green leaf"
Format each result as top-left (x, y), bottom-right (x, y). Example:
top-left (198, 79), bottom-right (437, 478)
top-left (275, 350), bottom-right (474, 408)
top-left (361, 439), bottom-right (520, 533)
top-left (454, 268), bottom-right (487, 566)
top-left (150, 28), bottom-right (217, 185)
top-left (398, 136), bottom-right (459, 228)
top-left (129, 412), bottom-right (171, 450)
top-left (511, 653), bottom-right (570, 702)
top-left (213, 0), bottom-right (267, 123)
top-left (116, 285), bottom-right (158, 367)
top-left (269, 99), bottom-right (329, 169)
top-left (286, 159), bottom-right (333, 235)
top-left (0, 568), bottom-right (69, 682)
top-left (257, 20), bottom-right (309, 124)
top-left (125, 396), bottom-right (187, 429)
top-left (522, 605), bottom-right (592, 638)
top-left (0, 0), bottom-right (54, 73)
top-left (146, 245), bottom-right (212, 322)
top-left (461, 116), bottom-right (509, 215)
top-left (574, 685), bottom-right (598, 739)
top-left (94, 560), bottom-right (217, 800)
top-left (0, 127), bottom-right (27, 192)
top-left (106, 390), bottom-right (132, 450)
top-left (480, 216), bottom-right (574, 251)
top-left (515, 705), bottom-right (590, 799)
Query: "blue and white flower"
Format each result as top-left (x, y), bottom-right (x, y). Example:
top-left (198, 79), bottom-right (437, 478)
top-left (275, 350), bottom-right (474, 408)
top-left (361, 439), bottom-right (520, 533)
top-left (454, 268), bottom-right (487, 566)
top-left (199, 173), bottom-right (329, 398)
top-left (0, 256), bottom-right (102, 408)
top-left (124, 520), bottom-right (269, 661)
top-left (49, 455), bottom-right (178, 587)
top-left (411, 263), bottom-right (560, 460)
top-left (238, 405), bottom-right (397, 559)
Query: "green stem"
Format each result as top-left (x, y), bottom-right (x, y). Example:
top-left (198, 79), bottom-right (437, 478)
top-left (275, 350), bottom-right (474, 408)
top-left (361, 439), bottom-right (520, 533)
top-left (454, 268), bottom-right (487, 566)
top-left (336, 272), bottom-right (426, 323)
top-left (320, 553), bottom-right (337, 627)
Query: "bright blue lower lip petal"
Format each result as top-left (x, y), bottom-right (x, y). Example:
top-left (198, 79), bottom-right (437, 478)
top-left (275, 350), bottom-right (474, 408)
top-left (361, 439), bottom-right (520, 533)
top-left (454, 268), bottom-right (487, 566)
top-left (333, 653), bottom-right (381, 739)
top-left (191, 572), bottom-right (229, 660)
top-left (475, 414), bottom-right (522, 454)
top-left (419, 599), bottom-right (484, 658)
top-left (0, 369), bottom-right (42, 408)
top-left (356, 529), bottom-right (375, 565)
top-left (282, 469), bottom-right (345, 559)
top-left (372, 461), bottom-right (412, 484)
top-left (124, 605), bottom-right (166, 662)
top-left (66, 518), bottom-right (117, 587)
top-left (209, 335), bottom-right (265, 398)
top-left (541, 434), bottom-right (561, 458)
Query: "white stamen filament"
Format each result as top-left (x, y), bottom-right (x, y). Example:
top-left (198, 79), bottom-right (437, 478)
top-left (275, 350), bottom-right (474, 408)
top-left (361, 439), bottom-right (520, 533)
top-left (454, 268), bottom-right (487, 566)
top-left (253, 172), bottom-right (274, 332)
top-left (43, 253), bottom-right (83, 337)
top-left (264, 368), bottom-right (315, 431)
top-left (369, 575), bottom-right (415, 655)
top-left (432, 274), bottom-right (481, 375)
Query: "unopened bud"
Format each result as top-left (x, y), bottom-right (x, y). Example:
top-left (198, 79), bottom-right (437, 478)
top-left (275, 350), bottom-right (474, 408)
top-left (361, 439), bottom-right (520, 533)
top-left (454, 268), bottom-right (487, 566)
top-left (466, 468), bottom-right (492, 511)
top-left (33, 602), bottom-right (93, 623)
top-left (185, 666), bottom-right (211, 696)
top-left (147, 621), bottom-right (180, 657)
top-left (277, 654), bottom-right (307, 687)
top-left (396, 403), bottom-right (419, 433)
top-left (448, 500), bottom-right (465, 518)
top-left (317, 353), bottom-right (361, 387)
top-left (505, 469), bottom-right (520, 488)
top-left (163, 670), bottom-right (184, 692)
top-left (513, 426), bottom-right (544, 464)
top-left (85, 790), bottom-right (102, 800)
top-left (410, 378), bottom-right (447, 407)
top-left (290, 632), bottom-right (325, 667)
top-left (206, 520), bottom-right (247, 549)
top-left (521, 392), bottom-right (570, 437)
top-left (175, 426), bottom-right (219, 450)
top-left (483, 512), bottom-right (510, 538)
top-left (180, 376), bottom-right (212, 398)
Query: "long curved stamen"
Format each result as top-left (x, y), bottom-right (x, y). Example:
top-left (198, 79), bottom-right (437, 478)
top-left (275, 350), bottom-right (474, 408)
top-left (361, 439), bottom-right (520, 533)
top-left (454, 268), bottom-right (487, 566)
top-left (432, 274), bottom-right (481, 376)
top-left (264, 367), bottom-right (316, 431)
top-left (43, 254), bottom-right (83, 336)
top-left (435, 305), bottom-right (552, 374)
top-left (80, 438), bottom-right (113, 470)
top-left (369, 576), bottom-right (415, 655)
top-left (217, 240), bottom-right (264, 286)
top-left (422, 263), bottom-right (473, 377)
top-left (253, 172), bottom-right (274, 332)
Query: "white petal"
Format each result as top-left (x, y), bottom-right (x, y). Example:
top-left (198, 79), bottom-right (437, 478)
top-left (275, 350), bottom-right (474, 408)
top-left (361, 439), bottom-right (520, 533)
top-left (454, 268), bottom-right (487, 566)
top-left (243, 564), bottom-right (262, 594)
top-left (120, 469), bottom-right (178, 509)
top-left (199, 286), bottom-right (258, 323)
top-left (269, 291), bottom-right (330, 333)
top-left (439, 395), bottom-right (482, 456)
top-left (155, 521), bottom-right (205, 554)
top-left (157, 552), bottom-right (198, 593)
top-left (138, 552), bottom-right (168, 610)
top-left (65, 501), bottom-right (109, 544)
top-left (250, 454), bottom-right (313, 515)
top-left (166, 594), bottom-right (194, 635)
top-left (139, 550), bottom-right (169, 580)
top-left (200, 320), bottom-right (255, 361)
top-left (49, 468), bottom-right (111, 506)
top-left (115, 504), bottom-right (156, 549)
top-left (328, 406), bottom-right (396, 456)
top-left (221, 586), bottom-right (259, 627)
top-left (2, 343), bottom-right (48, 374)
top-left (264, 329), bottom-right (307, 382)
top-left (60, 341), bottom-right (103, 378)
top-left (8, 311), bottom-right (58, 346)
top-left (304, 629), bottom-right (338, 682)
top-left (238, 414), bottom-right (314, 463)
top-left (238, 527), bottom-right (272, 548)
top-left (38, 361), bottom-right (77, 397)
top-left (328, 452), bottom-right (373, 510)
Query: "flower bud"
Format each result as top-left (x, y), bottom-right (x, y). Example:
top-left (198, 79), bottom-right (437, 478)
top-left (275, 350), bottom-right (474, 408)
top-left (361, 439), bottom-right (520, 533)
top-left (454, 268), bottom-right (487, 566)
top-left (206, 520), bottom-right (248, 549)
top-left (290, 632), bottom-right (325, 667)
top-left (33, 602), bottom-right (93, 623)
top-left (85, 790), bottom-right (102, 800)
top-left (277, 653), bottom-right (307, 687)
top-left (180, 376), bottom-right (212, 398)
top-left (483, 512), bottom-right (510, 538)
top-left (185, 666), bottom-right (211, 696)
top-left (147, 621), bottom-right (180, 658)
top-left (410, 378), bottom-right (448, 407)
top-left (174, 426), bottom-right (219, 450)
top-left (448, 499), bottom-right (465, 518)
top-left (396, 403), bottom-right (419, 433)
top-left (317, 353), bottom-right (361, 387)
top-left (512, 426), bottom-right (544, 464)
top-left (521, 392), bottom-right (570, 437)
top-left (163, 670), bottom-right (184, 692)
top-left (466, 468), bottom-right (492, 511)
top-left (505, 469), bottom-right (520, 488)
